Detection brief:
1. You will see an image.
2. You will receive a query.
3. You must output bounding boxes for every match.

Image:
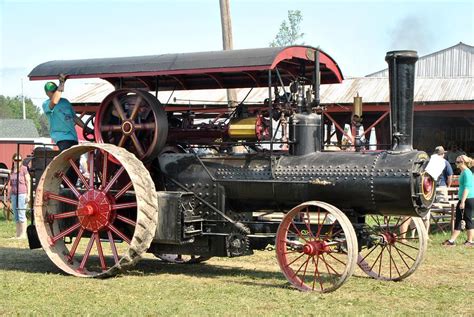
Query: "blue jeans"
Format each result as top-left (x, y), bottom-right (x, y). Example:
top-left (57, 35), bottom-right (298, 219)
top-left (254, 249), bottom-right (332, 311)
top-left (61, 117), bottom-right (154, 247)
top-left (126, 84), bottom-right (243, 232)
top-left (57, 140), bottom-right (79, 185)
top-left (11, 194), bottom-right (27, 223)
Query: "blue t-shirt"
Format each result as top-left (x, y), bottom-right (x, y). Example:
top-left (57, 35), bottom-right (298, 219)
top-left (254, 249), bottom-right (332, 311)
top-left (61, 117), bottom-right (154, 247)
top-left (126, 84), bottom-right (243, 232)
top-left (458, 168), bottom-right (474, 199)
top-left (437, 159), bottom-right (453, 186)
top-left (42, 98), bottom-right (78, 143)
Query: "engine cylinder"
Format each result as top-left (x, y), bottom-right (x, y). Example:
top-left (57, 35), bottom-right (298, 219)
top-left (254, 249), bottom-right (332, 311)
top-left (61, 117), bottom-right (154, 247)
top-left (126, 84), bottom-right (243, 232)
top-left (289, 113), bottom-right (322, 155)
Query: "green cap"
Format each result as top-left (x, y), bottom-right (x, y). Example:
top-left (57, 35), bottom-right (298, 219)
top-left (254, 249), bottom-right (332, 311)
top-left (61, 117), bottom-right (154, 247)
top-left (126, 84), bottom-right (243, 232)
top-left (44, 81), bottom-right (58, 92)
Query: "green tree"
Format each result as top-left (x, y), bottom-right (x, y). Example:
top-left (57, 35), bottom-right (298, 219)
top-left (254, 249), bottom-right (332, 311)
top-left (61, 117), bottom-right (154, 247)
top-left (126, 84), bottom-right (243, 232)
top-left (270, 10), bottom-right (305, 47)
top-left (0, 95), bottom-right (49, 137)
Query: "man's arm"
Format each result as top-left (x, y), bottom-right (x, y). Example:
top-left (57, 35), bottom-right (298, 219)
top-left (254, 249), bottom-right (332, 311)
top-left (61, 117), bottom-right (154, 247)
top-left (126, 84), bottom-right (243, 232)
top-left (25, 172), bottom-right (31, 204)
top-left (48, 74), bottom-right (67, 110)
top-left (446, 160), bottom-right (454, 187)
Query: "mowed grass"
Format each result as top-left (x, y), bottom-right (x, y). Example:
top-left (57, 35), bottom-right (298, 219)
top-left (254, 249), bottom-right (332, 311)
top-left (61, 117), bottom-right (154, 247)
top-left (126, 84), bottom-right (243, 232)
top-left (0, 213), bottom-right (473, 316)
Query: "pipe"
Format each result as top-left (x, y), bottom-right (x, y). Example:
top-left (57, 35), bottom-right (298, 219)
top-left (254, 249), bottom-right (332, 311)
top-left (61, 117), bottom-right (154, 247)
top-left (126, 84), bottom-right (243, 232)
top-left (385, 50), bottom-right (418, 152)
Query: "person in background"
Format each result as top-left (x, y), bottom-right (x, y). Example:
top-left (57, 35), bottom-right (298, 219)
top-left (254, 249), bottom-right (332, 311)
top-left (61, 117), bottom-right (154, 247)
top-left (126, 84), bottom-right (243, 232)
top-left (442, 155), bottom-right (474, 246)
top-left (7, 154), bottom-right (31, 239)
top-left (434, 146), bottom-right (453, 203)
top-left (447, 144), bottom-right (466, 170)
top-left (399, 146), bottom-right (451, 240)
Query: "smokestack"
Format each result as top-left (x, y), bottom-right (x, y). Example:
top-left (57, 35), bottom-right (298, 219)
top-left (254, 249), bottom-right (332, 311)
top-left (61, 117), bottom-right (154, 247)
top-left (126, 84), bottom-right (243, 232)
top-left (385, 50), bottom-right (418, 151)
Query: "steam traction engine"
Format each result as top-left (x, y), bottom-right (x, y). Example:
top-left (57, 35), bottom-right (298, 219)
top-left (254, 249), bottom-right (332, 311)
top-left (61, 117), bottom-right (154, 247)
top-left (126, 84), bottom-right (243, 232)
top-left (28, 46), bottom-right (435, 292)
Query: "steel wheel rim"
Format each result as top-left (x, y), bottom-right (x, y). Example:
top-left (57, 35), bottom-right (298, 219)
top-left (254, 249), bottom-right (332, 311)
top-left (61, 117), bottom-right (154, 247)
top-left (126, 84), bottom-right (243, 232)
top-left (34, 144), bottom-right (158, 277)
top-left (276, 201), bottom-right (357, 292)
top-left (357, 215), bottom-right (428, 281)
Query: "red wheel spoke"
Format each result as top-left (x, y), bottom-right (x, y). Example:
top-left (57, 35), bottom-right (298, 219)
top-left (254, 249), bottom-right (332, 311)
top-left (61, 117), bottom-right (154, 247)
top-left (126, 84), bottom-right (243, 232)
top-left (50, 223), bottom-right (81, 245)
top-left (60, 173), bottom-right (81, 198)
top-left (378, 245), bottom-right (384, 277)
top-left (312, 255), bottom-right (323, 291)
top-left (104, 166), bottom-right (125, 193)
top-left (134, 122), bottom-right (156, 131)
top-left (94, 232), bottom-right (107, 271)
top-left (327, 252), bottom-right (347, 266)
top-left (50, 211), bottom-right (77, 220)
top-left (326, 221), bottom-right (337, 239)
top-left (292, 255), bottom-right (310, 278)
top-left (359, 245), bottom-right (378, 263)
top-left (116, 214), bottom-right (136, 226)
top-left (117, 134), bottom-right (128, 147)
top-left (393, 244), bottom-right (416, 262)
top-left (112, 96), bottom-right (127, 121)
top-left (290, 221), bottom-right (309, 243)
top-left (101, 151), bottom-right (108, 189)
top-left (371, 215), bottom-right (382, 228)
top-left (388, 245), bottom-right (400, 279)
top-left (68, 159), bottom-right (90, 190)
top-left (316, 212), bottom-right (328, 238)
top-left (107, 230), bottom-right (119, 264)
top-left (282, 250), bottom-right (300, 255)
top-left (321, 227), bottom-right (343, 239)
top-left (300, 255), bottom-right (311, 287)
top-left (129, 96), bottom-right (143, 120)
top-left (397, 240), bottom-right (419, 251)
top-left (68, 227), bottom-right (84, 260)
top-left (108, 224), bottom-right (131, 244)
top-left (100, 124), bottom-right (122, 132)
top-left (285, 252), bottom-right (305, 268)
top-left (79, 235), bottom-right (96, 271)
top-left (369, 245), bottom-right (385, 271)
top-left (112, 202), bottom-right (137, 210)
top-left (45, 192), bottom-right (79, 206)
top-left (292, 255), bottom-right (311, 279)
top-left (114, 181), bottom-right (133, 200)
top-left (303, 208), bottom-right (315, 239)
top-left (321, 253), bottom-right (340, 276)
top-left (130, 133), bottom-right (145, 157)
top-left (88, 152), bottom-right (95, 188)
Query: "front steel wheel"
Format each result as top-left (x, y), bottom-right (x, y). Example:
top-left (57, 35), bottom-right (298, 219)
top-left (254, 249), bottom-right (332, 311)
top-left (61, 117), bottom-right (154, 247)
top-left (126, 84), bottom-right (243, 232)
top-left (357, 215), bottom-right (428, 281)
top-left (276, 201), bottom-right (358, 292)
top-left (34, 143), bottom-right (158, 277)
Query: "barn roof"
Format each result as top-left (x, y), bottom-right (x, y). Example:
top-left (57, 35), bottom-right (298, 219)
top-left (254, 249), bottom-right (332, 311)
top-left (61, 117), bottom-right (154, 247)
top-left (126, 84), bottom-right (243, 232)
top-left (320, 77), bottom-right (474, 104)
top-left (0, 119), bottom-right (39, 139)
top-left (28, 46), bottom-right (343, 91)
top-left (69, 77), bottom-right (474, 106)
top-left (366, 42), bottom-right (474, 78)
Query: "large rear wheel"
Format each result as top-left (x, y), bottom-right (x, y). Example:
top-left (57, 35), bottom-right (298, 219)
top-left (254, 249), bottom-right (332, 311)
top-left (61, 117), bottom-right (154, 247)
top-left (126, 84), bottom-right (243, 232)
top-left (34, 143), bottom-right (158, 277)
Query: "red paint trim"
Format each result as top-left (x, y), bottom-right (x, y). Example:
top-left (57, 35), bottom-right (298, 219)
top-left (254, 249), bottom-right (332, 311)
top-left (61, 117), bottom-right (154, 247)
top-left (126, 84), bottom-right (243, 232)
top-left (270, 47), bottom-right (343, 83)
top-left (325, 103), bottom-right (474, 112)
top-left (363, 112), bottom-right (389, 134)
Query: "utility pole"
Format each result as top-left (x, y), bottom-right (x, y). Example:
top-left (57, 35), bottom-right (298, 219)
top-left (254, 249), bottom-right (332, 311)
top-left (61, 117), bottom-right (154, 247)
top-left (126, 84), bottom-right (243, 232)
top-left (21, 78), bottom-right (26, 119)
top-left (219, 0), bottom-right (237, 108)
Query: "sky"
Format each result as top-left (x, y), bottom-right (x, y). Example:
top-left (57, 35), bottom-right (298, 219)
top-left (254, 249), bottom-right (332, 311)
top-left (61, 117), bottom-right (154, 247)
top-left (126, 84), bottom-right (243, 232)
top-left (0, 0), bottom-right (473, 107)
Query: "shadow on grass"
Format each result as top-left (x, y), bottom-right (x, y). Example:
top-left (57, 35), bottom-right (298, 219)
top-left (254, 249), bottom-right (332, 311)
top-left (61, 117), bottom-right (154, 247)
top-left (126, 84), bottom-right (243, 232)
top-left (0, 247), bottom-right (63, 275)
top-left (0, 246), bottom-right (291, 289)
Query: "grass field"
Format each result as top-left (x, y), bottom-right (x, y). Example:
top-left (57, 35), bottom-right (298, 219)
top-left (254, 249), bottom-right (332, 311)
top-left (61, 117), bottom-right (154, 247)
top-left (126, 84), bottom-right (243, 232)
top-left (0, 213), bottom-right (473, 316)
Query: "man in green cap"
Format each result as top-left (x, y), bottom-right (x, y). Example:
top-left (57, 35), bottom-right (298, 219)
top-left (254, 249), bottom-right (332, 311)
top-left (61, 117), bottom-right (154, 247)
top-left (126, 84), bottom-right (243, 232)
top-left (42, 74), bottom-right (85, 152)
